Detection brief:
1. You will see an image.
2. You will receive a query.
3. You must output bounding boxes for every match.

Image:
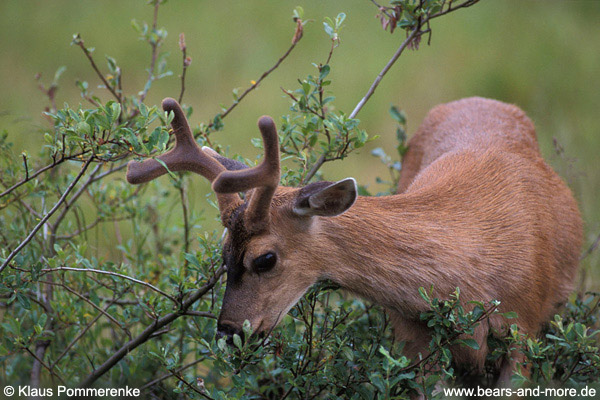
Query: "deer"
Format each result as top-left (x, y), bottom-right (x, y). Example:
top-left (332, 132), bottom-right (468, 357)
top-left (126, 96), bottom-right (582, 388)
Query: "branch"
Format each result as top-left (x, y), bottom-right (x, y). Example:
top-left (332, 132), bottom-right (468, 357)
top-left (0, 159), bottom-right (92, 274)
top-left (349, 27), bottom-right (419, 119)
top-left (140, 359), bottom-right (204, 390)
top-left (50, 294), bottom-right (125, 370)
top-left (50, 163), bottom-right (103, 235)
top-left (178, 33), bottom-right (190, 104)
top-left (79, 265), bottom-right (226, 388)
top-left (204, 28), bottom-right (303, 132)
top-left (55, 217), bottom-right (128, 241)
top-left (351, 0), bottom-right (480, 120)
top-left (39, 266), bottom-right (178, 304)
top-left (24, 346), bottom-right (65, 385)
top-left (297, 0), bottom-right (480, 183)
top-left (302, 155), bottom-right (326, 184)
top-left (38, 280), bottom-right (130, 337)
top-left (74, 35), bottom-right (122, 103)
top-left (139, 0), bottom-right (161, 103)
top-left (171, 370), bottom-right (213, 400)
top-left (0, 152), bottom-right (87, 199)
top-left (90, 161), bottom-right (128, 183)
top-left (580, 231), bottom-right (600, 261)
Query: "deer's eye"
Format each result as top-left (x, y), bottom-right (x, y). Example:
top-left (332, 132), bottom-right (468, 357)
top-left (252, 252), bottom-right (277, 273)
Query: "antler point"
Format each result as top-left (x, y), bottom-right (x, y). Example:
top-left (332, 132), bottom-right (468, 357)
top-left (162, 97), bottom-right (179, 111)
top-left (258, 115), bottom-right (275, 130)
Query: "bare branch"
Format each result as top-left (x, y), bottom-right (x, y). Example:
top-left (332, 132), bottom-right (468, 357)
top-left (74, 35), bottom-right (122, 103)
top-left (204, 28), bottom-right (303, 133)
top-left (140, 359), bottom-right (204, 390)
top-left (580, 231), bottom-right (600, 261)
top-left (24, 346), bottom-right (65, 385)
top-left (0, 158), bottom-right (92, 274)
top-left (0, 152), bottom-right (87, 199)
top-left (79, 265), bottom-right (225, 388)
top-left (55, 217), bottom-right (128, 241)
top-left (351, 0), bottom-right (480, 120)
top-left (50, 294), bottom-right (125, 369)
top-left (39, 266), bottom-right (178, 304)
top-left (178, 33), bottom-right (190, 104)
top-left (302, 154), bottom-right (326, 184)
top-left (349, 27), bottom-right (419, 119)
top-left (39, 280), bottom-right (130, 336)
top-left (139, 0), bottom-right (161, 103)
top-left (50, 163), bottom-right (103, 234)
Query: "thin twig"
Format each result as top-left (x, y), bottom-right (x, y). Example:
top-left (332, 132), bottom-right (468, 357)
top-left (0, 158), bottom-right (92, 274)
top-left (90, 161), bottom-right (128, 183)
top-left (139, 0), bottom-right (161, 103)
top-left (178, 33), bottom-right (190, 104)
top-left (38, 280), bottom-right (130, 336)
top-left (580, 231), bottom-right (600, 261)
top-left (0, 152), bottom-right (86, 199)
top-left (23, 154), bottom-right (29, 181)
top-left (171, 370), bottom-right (214, 400)
top-left (50, 294), bottom-right (124, 369)
top-left (178, 179), bottom-right (190, 255)
top-left (50, 163), bottom-right (103, 234)
top-left (140, 359), bottom-right (204, 390)
top-left (39, 266), bottom-right (178, 304)
top-left (351, 0), bottom-right (480, 120)
top-left (302, 155), bottom-right (326, 184)
top-left (74, 36), bottom-right (122, 103)
top-left (204, 31), bottom-right (303, 132)
top-left (184, 310), bottom-right (216, 319)
top-left (79, 265), bottom-right (226, 388)
top-left (349, 27), bottom-right (419, 119)
top-left (24, 346), bottom-right (65, 384)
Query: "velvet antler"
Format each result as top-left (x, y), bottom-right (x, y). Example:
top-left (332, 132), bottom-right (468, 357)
top-left (212, 116), bottom-right (280, 232)
top-left (126, 98), bottom-right (242, 223)
top-left (126, 98), bottom-right (281, 232)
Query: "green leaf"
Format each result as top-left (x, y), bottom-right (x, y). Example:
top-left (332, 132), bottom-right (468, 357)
top-left (17, 293), bottom-right (31, 310)
top-left (155, 158), bottom-right (177, 180)
top-left (457, 338), bottom-right (479, 350)
top-left (76, 121), bottom-right (92, 136)
top-left (389, 105), bottom-right (406, 124)
top-left (418, 286), bottom-right (430, 302)
top-left (110, 102), bottom-right (121, 123)
top-left (233, 333), bottom-right (242, 350)
top-left (319, 65), bottom-right (330, 81)
top-left (323, 22), bottom-right (334, 38)
top-left (38, 313), bottom-right (48, 327)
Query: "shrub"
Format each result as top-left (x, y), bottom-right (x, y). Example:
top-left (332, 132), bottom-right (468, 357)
top-left (0, 1), bottom-right (598, 399)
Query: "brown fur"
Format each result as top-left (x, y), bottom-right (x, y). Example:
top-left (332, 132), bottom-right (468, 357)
top-left (216, 97), bottom-right (582, 381)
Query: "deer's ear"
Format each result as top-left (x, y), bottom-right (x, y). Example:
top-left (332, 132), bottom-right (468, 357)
top-left (293, 178), bottom-right (357, 217)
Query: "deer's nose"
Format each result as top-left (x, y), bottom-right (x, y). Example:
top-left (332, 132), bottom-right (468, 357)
top-left (216, 322), bottom-right (244, 345)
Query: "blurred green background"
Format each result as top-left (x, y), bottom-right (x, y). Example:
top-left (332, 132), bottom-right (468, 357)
top-left (1, 0), bottom-right (598, 288)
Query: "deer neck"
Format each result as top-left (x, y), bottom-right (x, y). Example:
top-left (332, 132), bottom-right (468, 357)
top-left (314, 194), bottom-right (456, 318)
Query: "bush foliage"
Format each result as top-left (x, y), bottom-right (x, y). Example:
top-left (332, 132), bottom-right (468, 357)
top-left (1, 1), bottom-right (598, 399)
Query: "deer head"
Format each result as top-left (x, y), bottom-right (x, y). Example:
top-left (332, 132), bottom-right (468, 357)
top-left (127, 98), bottom-right (357, 341)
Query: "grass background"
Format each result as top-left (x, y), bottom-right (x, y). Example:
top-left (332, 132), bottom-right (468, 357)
top-left (0, 0), bottom-right (598, 289)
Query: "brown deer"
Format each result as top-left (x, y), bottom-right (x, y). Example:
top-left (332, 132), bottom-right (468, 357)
top-left (127, 96), bottom-right (582, 385)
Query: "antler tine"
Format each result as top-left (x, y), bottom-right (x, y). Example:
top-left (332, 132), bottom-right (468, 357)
top-left (212, 116), bottom-right (280, 231)
top-left (126, 98), bottom-right (242, 225)
top-left (126, 98), bottom-right (226, 184)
